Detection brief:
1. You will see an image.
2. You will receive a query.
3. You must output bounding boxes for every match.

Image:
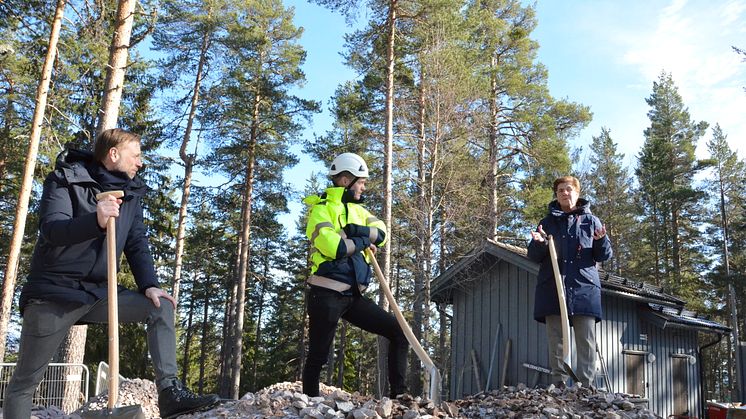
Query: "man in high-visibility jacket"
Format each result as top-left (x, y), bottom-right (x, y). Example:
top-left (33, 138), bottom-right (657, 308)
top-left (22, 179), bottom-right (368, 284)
top-left (302, 152), bottom-right (408, 398)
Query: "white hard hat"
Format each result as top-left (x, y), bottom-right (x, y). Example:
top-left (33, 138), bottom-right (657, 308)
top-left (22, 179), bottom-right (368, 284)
top-left (329, 152), bottom-right (369, 178)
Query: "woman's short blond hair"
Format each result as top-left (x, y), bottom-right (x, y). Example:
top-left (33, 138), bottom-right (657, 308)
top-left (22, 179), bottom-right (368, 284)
top-left (553, 176), bottom-right (581, 195)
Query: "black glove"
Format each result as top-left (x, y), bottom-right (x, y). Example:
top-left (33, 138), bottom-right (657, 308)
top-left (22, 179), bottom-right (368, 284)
top-left (349, 236), bottom-right (372, 253)
top-left (344, 223), bottom-right (371, 238)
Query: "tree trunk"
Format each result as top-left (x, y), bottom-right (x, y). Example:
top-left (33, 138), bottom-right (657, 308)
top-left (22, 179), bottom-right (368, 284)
top-left (410, 67), bottom-right (426, 394)
top-left (95, 0), bottom-right (137, 135)
top-left (251, 245), bottom-right (269, 391)
top-left (336, 321), bottom-right (348, 388)
top-left (172, 30), bottom-right (211, 305)
top-left (487, 54), bottom-right (499, 241)
top-left (219, 243), bottom-right (240, 397)
top-left (199, 273), bottom-right (210, 393)
top-left (437, 303), bottom-right (448, 385)
top-left (181, 285), bottom-right (196, 384)
top-left (52, 325), bottom-right (87, 413)
top-left (671, 209), bottom-right (681, 287)
top-left (377, 0), bottom-right (397, 399)
top-left (229, 96), bottom-right (260, 399)
top-left (298, 287), bottom-right (309, 381)
top-left (0, 0), bottom-right (66, 362)
top-left (218, 276), bottom-right (236, 397)
top-left (718, 157), bottom-right (743, 400)
top-left (0, 76), bottom-right (16, 192)
top-left (651, 203), bottom-right (661, 286)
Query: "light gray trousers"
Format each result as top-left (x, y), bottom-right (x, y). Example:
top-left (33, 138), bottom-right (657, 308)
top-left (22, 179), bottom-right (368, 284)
top-left (545, 314), bottom-right (596, 387)
top-left (3, 291), bottom-right (177, 418)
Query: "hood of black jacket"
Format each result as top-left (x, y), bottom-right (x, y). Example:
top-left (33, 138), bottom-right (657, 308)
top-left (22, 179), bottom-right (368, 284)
top-left (54, 148), bottom-right (148, 197)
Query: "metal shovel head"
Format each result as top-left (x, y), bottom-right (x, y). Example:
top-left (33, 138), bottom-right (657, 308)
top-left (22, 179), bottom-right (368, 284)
top-left (81, 404), bottom-right (146, 419)
top-left (561, 360), bottom-right (581, 384)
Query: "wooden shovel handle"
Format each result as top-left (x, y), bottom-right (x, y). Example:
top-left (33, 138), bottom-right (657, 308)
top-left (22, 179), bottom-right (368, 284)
top-left (546, 235), bottom-right (580, 382)
top-left (96, 190), bottom-right (123, 408)
top-left (366, 249), bottom-right (442, 402)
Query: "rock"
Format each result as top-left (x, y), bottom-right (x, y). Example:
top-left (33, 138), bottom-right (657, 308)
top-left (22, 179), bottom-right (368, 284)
top-left (543, 406), bottom-right (561, 416)
top-left (619, 401), bottom-right (635, 410)
top-left (300, 407), bottom-right (325, 419)
top-left (353, 407), bottom-right (381, 419)
top-left (376, 398), bottom-right (393, 417)
top-left (337, 401), bottom-right (355, 413)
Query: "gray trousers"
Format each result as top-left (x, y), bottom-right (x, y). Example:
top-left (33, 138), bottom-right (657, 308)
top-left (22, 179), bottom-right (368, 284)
top-left (545, 314), bottom-right (596, 387)
top-left (3, 291), bottom-right (177, 418)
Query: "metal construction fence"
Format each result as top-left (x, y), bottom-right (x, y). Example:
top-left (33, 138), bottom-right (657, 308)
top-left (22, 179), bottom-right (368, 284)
top-left (0, 362), bottom-right (89, 413)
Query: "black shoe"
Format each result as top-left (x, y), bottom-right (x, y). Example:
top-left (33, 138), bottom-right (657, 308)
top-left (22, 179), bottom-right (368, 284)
top-left (158, 380), bottom-right (219, 419)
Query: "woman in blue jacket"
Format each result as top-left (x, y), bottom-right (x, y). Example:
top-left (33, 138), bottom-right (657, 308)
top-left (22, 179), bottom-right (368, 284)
top-left (527, 176), bottom-right (613, 388)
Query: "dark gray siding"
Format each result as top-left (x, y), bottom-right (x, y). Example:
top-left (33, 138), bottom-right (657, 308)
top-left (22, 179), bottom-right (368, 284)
top-left (449, 260), bottom-right (545, 398)
top-left (597, 296), bottom-right (700, 418)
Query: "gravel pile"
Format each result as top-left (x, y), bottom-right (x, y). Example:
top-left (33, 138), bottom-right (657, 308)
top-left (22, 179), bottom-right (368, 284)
top-left (74, 378), bottom-right (161, 418)
top-left (21, 379), bottom-right (659, 418)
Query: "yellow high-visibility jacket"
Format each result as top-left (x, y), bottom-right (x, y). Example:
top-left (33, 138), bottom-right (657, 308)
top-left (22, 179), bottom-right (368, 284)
top-left (303, 186), bottom-right (387, 289)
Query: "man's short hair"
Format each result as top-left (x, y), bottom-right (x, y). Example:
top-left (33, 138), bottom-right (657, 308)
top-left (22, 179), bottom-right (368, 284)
top-left (553, 176), bottom-right (581, 194)
top-left (93, 128), bottom-right (140, 162)
top-left (331, 171), bottom-right (353, 187)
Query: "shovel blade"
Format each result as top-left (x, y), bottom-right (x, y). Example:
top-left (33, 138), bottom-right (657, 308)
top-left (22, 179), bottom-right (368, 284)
top-left (81, 404), bottom-right (146, 419)
top-left (561, 360), bottom-right (581, 384)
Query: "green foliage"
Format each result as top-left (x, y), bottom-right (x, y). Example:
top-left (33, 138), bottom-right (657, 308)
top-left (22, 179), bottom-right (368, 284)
top-left (581, 127), bottom-right (637, 276)
top-left (634, 72), bottom-right (709, 293)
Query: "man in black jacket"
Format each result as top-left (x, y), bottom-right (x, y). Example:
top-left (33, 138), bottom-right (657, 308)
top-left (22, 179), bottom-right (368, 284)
top-left (4, 129), bottom-right (218, 418)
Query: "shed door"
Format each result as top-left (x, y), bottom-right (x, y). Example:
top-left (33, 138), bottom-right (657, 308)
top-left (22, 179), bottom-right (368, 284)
top-left (672, 357), bottom-right (689, 415)
top-left (625, 353), bottom-right (645, 396)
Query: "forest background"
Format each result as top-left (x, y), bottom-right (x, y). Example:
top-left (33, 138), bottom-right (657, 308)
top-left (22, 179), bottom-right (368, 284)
top-left (0, 0), bottom-right (745, 405)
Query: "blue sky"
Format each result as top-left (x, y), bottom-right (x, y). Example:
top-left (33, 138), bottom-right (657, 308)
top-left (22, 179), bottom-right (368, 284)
top-left (278, 0), bottom-right (746, 230)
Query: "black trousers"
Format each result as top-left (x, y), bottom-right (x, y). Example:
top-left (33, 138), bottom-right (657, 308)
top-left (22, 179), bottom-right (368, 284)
top-left (302, 286), bottom-right (408, 397)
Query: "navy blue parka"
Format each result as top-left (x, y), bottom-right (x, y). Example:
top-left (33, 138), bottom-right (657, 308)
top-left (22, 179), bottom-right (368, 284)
top-left (19, 149), bottom-right (159, 313)
top-left (527, 198), bottom-right (613, 323)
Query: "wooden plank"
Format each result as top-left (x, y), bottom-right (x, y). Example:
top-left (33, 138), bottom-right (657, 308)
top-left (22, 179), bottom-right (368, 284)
top-left (499, 338), bottom-right (512, 389)
top-left (485, 323), bottom-right (501, 391)
top-left (471, 349), bottom-right (483, 393)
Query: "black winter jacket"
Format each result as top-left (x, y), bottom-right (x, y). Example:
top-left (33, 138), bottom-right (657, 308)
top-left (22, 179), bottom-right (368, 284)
top-left (19, 149), bottom-right (159, 313)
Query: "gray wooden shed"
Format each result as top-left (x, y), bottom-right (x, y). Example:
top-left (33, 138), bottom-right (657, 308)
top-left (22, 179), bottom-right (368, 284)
top-left (431, 239), bottom-right (730, 419)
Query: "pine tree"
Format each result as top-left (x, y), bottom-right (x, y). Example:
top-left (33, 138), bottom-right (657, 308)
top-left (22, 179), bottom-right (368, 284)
top-left (702, 124), bottom-right (746, 399)
top-left (0, 0), bottom-right (67, 362)
top-left (462, 0), bottom-right (591, 235)
top-left (634, 71), bottom-right (709, 298)
top-left (151, 0), bottom-right (231, 305)
top-left (583, 127), bottom-right (636, 276)
top-left (207, 0), bottom-right (319, 397)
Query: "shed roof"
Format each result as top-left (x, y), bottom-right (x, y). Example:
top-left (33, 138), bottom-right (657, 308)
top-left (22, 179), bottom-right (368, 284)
top-left (643, 303), bottom-right (731, 333)
top-left (431, 239), bottom-right (728, 333)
